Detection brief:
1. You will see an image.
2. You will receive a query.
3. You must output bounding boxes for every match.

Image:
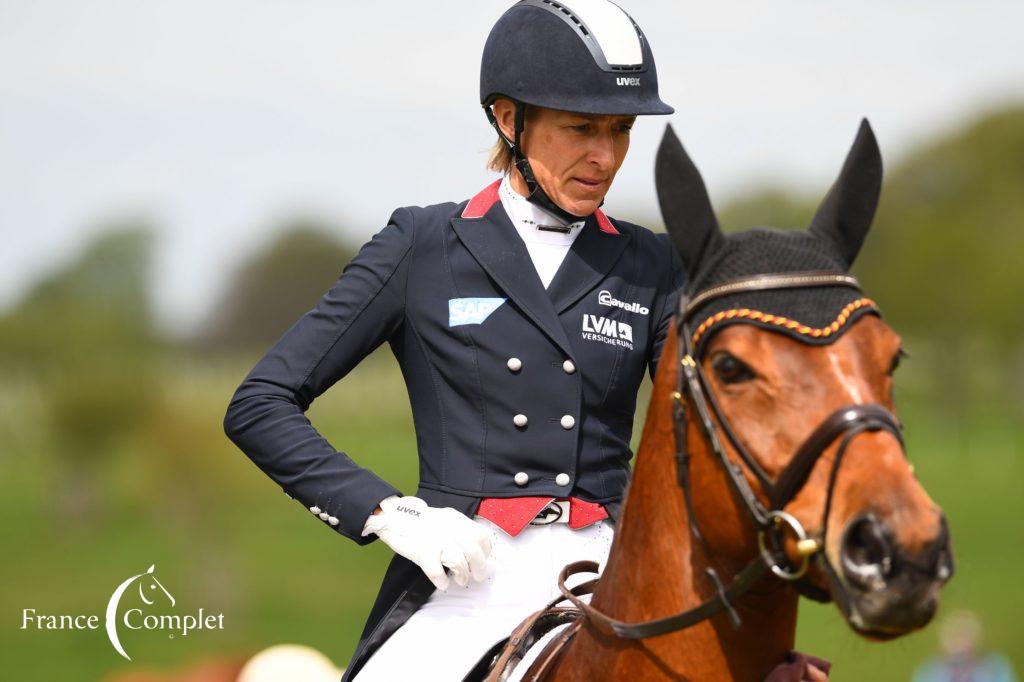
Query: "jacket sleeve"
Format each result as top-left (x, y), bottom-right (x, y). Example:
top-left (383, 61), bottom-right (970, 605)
top-left (648, 233), bottom-right (686, 382)
top-left (223, 207), bottom-right (415, 545)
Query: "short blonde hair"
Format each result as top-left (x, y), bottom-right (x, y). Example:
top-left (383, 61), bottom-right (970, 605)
top-left (487, 136), bottom-right (514, 174)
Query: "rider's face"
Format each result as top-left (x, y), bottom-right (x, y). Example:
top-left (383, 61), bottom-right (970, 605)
top-left (492, 99), bottom-right (635, 217)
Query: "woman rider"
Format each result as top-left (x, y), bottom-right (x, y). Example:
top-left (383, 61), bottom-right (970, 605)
top-left (224, 1), bottom-right (683, 679)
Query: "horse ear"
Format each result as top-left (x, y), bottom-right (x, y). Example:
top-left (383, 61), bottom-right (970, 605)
top-left (655, 123), bottom-right (724, 275)
top-left (808, 118), bottom-right (883, 267)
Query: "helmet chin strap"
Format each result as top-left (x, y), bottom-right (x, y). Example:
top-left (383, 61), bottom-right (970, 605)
top-left (485, 100), bottom-right (602, 224)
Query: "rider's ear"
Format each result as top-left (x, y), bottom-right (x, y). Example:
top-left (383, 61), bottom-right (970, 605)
top-left (808, 118), bottom-right (883, 268)
top-left (656, 123), bottom-right (725, 275)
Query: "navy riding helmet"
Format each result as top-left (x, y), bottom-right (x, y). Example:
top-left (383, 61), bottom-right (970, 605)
top-left (480, 0), bottom-right (674, 222)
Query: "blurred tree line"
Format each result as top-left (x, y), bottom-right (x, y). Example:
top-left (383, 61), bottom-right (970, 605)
top-left (1, 105), bottom-right (1021, 488)
top-left (0, 219), bottom-right (354, 522)
top-left (0, 227), bottom-right (161, 517)
top-left (197, 224), bottom-right (355, 353)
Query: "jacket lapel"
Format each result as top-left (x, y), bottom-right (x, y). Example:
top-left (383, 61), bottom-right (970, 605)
top-left (546, 211), bottom-right (632, 314)
top-left (450, 200), bottom-right (576, 359)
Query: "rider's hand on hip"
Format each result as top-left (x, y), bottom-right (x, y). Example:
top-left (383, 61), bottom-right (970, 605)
top-left (361, 495), bottom-right (493, 591)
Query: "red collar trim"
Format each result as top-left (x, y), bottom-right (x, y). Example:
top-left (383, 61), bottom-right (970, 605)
top-left (461, 179), bottom-right (502, 219)
top-left (461, 179), bottom-right (620, 236)
top-left (594, 208), bottom-right (619, 235)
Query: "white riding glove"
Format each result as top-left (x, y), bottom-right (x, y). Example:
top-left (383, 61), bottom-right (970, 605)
top-left (361, 495), bottom-right (493, 591)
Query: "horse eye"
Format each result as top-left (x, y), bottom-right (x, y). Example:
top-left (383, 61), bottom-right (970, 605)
top-left (711, 352), bottom-right (756, 384)
top-left (889, 347), bottom-right (909, 375)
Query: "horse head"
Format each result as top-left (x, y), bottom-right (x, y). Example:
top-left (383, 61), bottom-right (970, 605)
top-left (655, 120), bottom-right (954, 639)
top-left (136, 564), bottom-right (176, 608)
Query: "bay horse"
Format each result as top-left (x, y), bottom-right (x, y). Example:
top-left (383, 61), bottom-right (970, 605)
top-left (476, 120), bottom-right (954, 681)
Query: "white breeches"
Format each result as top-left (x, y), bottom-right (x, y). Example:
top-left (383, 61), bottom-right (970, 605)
top-left (353, 515), bottom-right (614, 681)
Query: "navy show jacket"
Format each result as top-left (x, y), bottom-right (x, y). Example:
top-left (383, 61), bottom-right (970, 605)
top-left (223, 179), bottom-right (684, 679)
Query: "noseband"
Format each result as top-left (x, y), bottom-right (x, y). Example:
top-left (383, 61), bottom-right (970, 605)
top-left (556, 271), bottom-right (905, 638)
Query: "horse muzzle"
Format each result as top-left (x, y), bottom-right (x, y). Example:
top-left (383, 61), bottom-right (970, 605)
top-left (832, 510), bottom-right (954, 638)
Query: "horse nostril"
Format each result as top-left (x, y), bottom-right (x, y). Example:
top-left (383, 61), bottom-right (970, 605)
top-left (841, 514), bottom-right (893, 591)
top-left (929, 514), bottom-right (955, 583)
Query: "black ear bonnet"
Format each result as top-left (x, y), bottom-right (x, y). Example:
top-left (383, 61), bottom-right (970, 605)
top-left (683, 230), bottom-right (879, 357)
top-left (656, 119), bottom-right (885, 358)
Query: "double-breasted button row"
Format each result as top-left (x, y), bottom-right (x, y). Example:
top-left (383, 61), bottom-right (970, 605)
top-left (506, 357), bottom-right (576, 374)
top-left (513, 471), bottom-right (572, 487)
top-left (309, 505), bottom-right (338, 526)
top-left (512, 413), bottom-right (574, 429)
top-left (506, 355), bottom-right (575, 489)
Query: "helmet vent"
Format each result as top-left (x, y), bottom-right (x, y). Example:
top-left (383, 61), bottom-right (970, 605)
top-left (542, 0), bottom-right (591, 36)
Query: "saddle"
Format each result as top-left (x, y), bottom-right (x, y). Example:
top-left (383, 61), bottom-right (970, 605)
top-left (461, 573), bottom-right (598, 682)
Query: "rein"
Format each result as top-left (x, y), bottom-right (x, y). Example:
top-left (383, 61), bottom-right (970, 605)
top-left (556, 270), bottom-right (905, 638)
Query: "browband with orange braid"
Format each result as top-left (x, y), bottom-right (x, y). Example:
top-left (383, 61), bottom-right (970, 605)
top-left (690, 297), bottom-right (878, 347)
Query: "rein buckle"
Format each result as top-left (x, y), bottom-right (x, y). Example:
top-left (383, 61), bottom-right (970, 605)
top-left (757, 510), bottom-right (818, 581)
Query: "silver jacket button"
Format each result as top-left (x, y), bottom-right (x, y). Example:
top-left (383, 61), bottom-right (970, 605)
top-left (327, 516), bottom-right (339, 526)
top-left (507, 357), bottom-right (522, 372)
top-left (555, 473), bottom-right (571, 486)
top-left (562, 360), bottom-right (576, 374)
top-left (309, 506), bottom-right (321, 515)
top-left (514, 471), bottom-right (529, 486)
top-left (318, 512), bottom-right (330, 521)
top-left (513, 413), bottom-right (528, 427)
top-left (560, 414), bottom-right (575, 429)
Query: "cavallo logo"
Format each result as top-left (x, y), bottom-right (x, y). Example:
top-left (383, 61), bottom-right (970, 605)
top-left (598, 289), bottom-right (649, 315)
top-left (20, 563), bottom-right (225, 661)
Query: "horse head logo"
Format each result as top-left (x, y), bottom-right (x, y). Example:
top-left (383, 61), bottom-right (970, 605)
top-left (105, 564), bottom-right (175, 661)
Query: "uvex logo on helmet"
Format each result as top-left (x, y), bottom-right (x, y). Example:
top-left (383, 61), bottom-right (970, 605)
top-left (616, 77), bottom-right (641, 87)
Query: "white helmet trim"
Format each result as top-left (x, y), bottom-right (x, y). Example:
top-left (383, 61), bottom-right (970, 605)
top-left (520, 0), bottom-right (645, 70)
top-left (559, 0), bottom-right (643, 67)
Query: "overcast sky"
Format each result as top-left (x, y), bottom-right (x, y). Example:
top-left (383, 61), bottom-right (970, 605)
top-left (2, 0), bottom-right (1022, 335)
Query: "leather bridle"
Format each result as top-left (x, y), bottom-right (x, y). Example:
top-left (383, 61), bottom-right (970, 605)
top-left (556, 270), bottom-right (906, 638)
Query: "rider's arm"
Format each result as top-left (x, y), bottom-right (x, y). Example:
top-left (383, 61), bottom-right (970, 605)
top-left (223, 207), bottom-right (416, 546)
